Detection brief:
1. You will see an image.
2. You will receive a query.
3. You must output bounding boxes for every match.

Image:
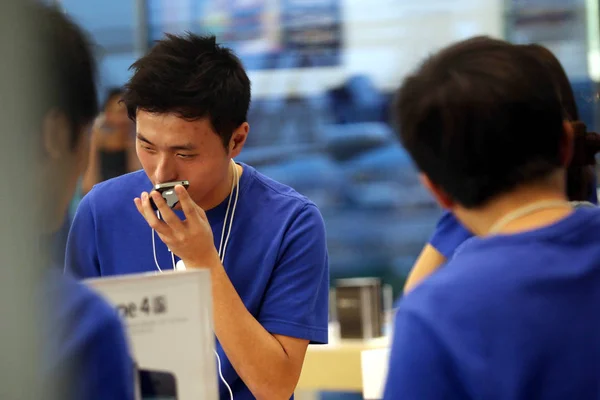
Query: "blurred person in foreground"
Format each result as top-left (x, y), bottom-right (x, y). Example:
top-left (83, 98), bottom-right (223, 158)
top-left (384, 36), bottom-right (600, 399)
top-left (19, 4), bottom-right (134, 399)
top-left (65, 33), bottom-right (329, 399)
top-left (402, 43), bottom-right (600, 294)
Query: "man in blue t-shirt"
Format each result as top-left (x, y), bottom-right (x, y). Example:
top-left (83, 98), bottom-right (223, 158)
top-left (11, 4), bottom-right (135, 399)
top-left (65, 33), bottom-right (329, 399)
top-left (383, 36), bottom-right (600, 399)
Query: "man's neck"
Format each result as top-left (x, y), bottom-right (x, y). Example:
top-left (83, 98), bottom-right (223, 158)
top-left (454, 177), bottom-right (572, 237)
top-left (198, 162), bottom-right (243, 211)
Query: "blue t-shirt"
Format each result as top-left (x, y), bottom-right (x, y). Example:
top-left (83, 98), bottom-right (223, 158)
top-left (44, 269), bottom-right (134, 400)
top-left (431, 192), bottom-right (599, 261)
top-left (65, 162), bottom-right (329, 399)
top-left (384, 207), bottom-right (600, 399)
top-left (428, 211), bottom-right (473, 259)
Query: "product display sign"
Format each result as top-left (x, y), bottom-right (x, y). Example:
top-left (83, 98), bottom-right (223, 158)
top-left (86, 270), bottom-right (218, 400)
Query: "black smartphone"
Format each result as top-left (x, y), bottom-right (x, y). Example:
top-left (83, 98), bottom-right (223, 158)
top-left (149, 180), bottom-right (190, 210)
top-left (139, 368), bottom-right (178, 400)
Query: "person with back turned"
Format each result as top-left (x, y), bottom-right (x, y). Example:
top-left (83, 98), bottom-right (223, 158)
top-left (384, 36), bottom-right (600, 399)
top-left (403, 43), bottom-right (600, 294)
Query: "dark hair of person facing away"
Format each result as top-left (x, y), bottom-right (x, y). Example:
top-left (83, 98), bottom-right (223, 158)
top-left (29, 3), bottom-right (98, 148)
top-left (122, 33), bottom-right (251, 149)
top-left (520, 44), bottom-right (579, 121)
top-left (520, 44), bottom-right (600, 202)
top-left (393, 36), bottom-right (565, 208)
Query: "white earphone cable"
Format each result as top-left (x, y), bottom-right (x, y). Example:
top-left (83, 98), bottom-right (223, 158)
top-left (219, 162), bottom-right (239, 263)
top-left (214, 162), bottom-right (238, 400)
top-left (151, 211), bottom-right (162, 272)
top-left (218, 163), bottom-right (236, 261)
top-left (214, 348), bottom-right (234, 399)
top-left (151, 161), bottom-right (239, 400)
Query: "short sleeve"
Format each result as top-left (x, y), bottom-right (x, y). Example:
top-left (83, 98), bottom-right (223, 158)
top-left (383, 308), bottom-right (466, 400)
top-left (257, 204), bottom-right (329, 344)
top-left (65, 193), bottom-right (101, 279)
top-left (429, 211), bottom-right (473, 259)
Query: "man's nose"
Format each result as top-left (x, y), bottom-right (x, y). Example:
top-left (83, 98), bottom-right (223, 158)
top-left (154, 155), bottom-right (178, 183)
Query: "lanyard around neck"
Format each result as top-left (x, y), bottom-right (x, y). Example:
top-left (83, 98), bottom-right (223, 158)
top-left (488, 200), bottom-right (572, 235)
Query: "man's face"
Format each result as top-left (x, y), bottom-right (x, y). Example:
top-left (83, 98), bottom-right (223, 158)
top-left (135, 111), bottom-right (231, 207)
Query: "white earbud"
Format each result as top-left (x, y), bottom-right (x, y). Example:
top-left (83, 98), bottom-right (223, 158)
top-left (175, 259), bottom-right (186, 271)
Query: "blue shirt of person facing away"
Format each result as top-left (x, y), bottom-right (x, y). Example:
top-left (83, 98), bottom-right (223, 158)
top-left (431, 206), bottom-right (594, 261)
top-left (428, 211), bottom-right (474, 259)
top-left (44, 268), bottom-right (134, 400)
top-left (65, 162), bottom-right (329, 400)
top-left (430, 184), bottom-right (598, 260)
top-left (384, 206), bottom-right (600, 399)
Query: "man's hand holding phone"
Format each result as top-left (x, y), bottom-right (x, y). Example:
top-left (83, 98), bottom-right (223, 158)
top-left (134, 184), bottom-right (220, 270)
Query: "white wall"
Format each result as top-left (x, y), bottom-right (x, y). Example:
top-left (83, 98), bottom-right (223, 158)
top-left (250, 0), bottom-right (505, 98)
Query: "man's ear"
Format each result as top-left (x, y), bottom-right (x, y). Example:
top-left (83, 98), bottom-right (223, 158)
top-left (42, 109), bottom-right (71, 160)
top-left (420, 173), bottom-right (454, 209)
top-left (228, 122), bottom-right (249, 158)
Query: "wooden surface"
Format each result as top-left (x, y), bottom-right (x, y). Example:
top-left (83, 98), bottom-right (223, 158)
top-left (296, 337), bottom-right (390, 392)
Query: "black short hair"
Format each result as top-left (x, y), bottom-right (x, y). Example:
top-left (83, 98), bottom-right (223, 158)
top-left (393, 36), bottom-right (565, 208)
top-left (122, 33), bottom-right (251, 148)
top-left (518, 44), bottom-right (596, 202)
top-left (29, 3), bottom-right (98, 147)
top-left (520, 44), bottom-right (579, 121)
